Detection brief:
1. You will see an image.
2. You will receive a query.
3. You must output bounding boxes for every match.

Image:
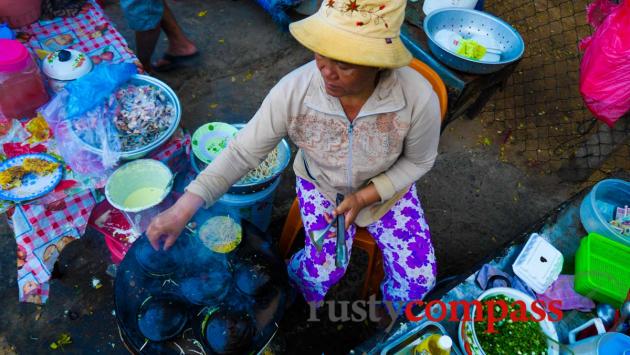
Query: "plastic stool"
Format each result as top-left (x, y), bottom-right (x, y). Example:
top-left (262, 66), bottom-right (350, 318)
top-left (279, 198), bottom-right (385, 299)
top-left (409, 58), bottom-right (448, 122)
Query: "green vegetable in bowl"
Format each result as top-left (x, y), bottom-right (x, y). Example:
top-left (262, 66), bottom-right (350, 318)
top-left (473, 295), bottom-right (547, 355)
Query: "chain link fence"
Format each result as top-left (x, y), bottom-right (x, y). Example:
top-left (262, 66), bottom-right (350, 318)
top-left (475, 0), bottom-right (629, 186)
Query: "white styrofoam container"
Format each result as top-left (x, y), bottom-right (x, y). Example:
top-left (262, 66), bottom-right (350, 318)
top-left (512, 233), bottom-right (564, 294)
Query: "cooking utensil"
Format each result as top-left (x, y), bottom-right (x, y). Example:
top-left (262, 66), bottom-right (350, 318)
top-left (335, 194), bottom-right (347, 268)
top-left (423, 8), bottom-right (525, 74)
top-left (137, 294), bottom-right (188, 342)
top-left (308, 218), bottom-right (335, 252)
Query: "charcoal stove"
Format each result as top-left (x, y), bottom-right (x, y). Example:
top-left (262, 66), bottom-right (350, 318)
top-left (114, 219), bottom-right (289, 354)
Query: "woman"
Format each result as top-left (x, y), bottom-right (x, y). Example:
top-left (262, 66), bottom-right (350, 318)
top-left (147, 0), bottom-right (441, 305)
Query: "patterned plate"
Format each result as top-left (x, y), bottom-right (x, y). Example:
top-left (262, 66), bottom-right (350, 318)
top-left (0, 153), bottom-right (64, 202)
top-left (192, 122), bottom-right (238, 164)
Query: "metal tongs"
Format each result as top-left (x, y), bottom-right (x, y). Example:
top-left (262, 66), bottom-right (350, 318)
top-left (334, 194), bottom-right (348, 267)
top-left (307, 194), bottom-right (348, 267)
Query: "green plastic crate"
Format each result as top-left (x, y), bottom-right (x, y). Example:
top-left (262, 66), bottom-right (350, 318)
top-left (574, 233), bottom-right (630, 307)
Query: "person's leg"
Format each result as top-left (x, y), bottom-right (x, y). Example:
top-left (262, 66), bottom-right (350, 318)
top-left (120, 0), bottom-right (165, 72)
top-left (153, 1), bottom-right (197, 69)
top-left (287, 177), bottom-right (356, 305)
top-left (135, 27), bottom-right (161, 72)
top-left (366, 184), bottom-right (437, 306)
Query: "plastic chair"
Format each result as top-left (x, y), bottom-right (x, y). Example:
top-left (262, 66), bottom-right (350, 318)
top-left (409, 58), bottom-right (448, 122)
top-left (279, 198), bottom-right (384, 299)
top-left (278, 60), bottom-right (447, 299)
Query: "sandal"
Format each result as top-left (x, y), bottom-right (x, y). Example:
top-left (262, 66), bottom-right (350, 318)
top-left (152, 51), bottom-right (200, 72)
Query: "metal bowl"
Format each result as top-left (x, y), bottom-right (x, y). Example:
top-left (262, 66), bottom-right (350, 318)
top-left (424, 8), bottom-right (525, 74)
top-left (71, 74), bottom-right (181, 160)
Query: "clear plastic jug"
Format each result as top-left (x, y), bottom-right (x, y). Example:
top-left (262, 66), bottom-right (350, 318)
top-left (0, 39), bottom-right (49, 118)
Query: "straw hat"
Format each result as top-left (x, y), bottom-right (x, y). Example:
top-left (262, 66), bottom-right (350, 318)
top-left (289, 0), bottom-right (412, 68)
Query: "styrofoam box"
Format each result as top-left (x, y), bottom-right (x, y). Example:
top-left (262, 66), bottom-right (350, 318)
top-left (512, 233), bottom-right (564, 294)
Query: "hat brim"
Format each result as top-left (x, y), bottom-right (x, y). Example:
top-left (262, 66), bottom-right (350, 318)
top-left (289, 13), bottom-right (412, 69)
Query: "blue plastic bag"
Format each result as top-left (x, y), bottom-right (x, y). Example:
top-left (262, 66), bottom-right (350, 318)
top-left (65, 63), bottom-right (136, 119)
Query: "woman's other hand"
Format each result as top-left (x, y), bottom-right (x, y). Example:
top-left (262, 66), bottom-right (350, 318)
top-left (333, 184), bottom-right (381, 229)
top-left (146, 192), bottom-right (205, 251)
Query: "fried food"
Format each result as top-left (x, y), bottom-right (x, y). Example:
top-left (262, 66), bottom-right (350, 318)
top-left (23, 158), bottom-right (59, 175)
top-left (0, 158), bottom-right (59, 191)
top-left (0, 166), bottom-right (26, 190)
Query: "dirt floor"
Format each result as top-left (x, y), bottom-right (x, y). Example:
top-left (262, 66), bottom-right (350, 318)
top-left (0, 0), bottom-right (627, 354)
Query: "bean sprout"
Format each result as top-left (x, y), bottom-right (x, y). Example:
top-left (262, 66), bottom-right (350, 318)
top-left (238, 147), bottom-right (279, 184)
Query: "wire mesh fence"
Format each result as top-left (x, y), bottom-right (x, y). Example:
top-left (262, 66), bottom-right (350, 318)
top-left (474, 0), bottom-right (629, 186)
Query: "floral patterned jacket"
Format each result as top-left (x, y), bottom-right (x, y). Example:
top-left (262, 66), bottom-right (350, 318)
top-left (187, 60), bottom-right (441, 226)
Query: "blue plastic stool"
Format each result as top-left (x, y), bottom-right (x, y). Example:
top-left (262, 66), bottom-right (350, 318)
top-left (210, 177), bottom-right (281, 231)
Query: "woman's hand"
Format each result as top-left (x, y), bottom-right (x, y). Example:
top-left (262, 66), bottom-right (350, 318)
top-left (333, 184), bottom-right (381, 229)
top-left (146, 192), bottom-right (205, 251)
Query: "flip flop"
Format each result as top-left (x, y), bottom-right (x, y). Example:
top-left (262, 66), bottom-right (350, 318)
top-left (152, 51), bottom-right (200, 72)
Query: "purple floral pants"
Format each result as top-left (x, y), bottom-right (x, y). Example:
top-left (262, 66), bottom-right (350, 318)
top-left (287, 177), bottom-right (437, 304)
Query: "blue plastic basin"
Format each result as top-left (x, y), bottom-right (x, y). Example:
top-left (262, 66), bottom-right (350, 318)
top-left (580, 179), bottom-right (630, 247)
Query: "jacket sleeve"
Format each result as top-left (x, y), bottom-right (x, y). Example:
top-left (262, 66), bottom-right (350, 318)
top-left (185, 82), bottom-right (290, 208)
top-left (369, 90), bottom-right (441, 201)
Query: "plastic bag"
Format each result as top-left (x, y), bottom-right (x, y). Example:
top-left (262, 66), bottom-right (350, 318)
top-left (39, 64), bottom-right (135, 178)
top-left (65, 63), bottom-right (136, 119)
top-left (579, 0), bottom-right (630, 127)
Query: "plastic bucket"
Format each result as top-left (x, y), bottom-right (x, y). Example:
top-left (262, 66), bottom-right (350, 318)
top-left (210, 178), bottom-right (281, 231)
top-left (105, 159), bottom-right (173, 213)
top-left (565, 319), bottom-right (630, 355)
top-left (89, 199), bottom-right (135, 264)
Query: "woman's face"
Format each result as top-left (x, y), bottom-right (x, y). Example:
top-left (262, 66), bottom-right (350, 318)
top-left (315, 53), bottom-right (380, 98)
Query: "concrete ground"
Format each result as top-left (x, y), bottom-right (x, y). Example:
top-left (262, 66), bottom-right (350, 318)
top-left (0, 0), bottom-right (625, 354)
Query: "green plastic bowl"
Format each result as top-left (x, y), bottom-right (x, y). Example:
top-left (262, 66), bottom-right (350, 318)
top-left (105, 159), bottom-right (173, 212)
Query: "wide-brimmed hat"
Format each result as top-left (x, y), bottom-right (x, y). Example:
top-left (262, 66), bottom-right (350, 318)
top-left (289, 0), bottom-right (412, 68)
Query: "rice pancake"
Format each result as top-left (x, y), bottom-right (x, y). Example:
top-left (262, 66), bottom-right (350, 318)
top-left (134, 235), bottom-right (179, 277)
top-left (203, 308), bottom-right (254, 354)
top-left (137, 295), bottom-right (187, 342)
top-left (198, 216), bottom-right (242, 254)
